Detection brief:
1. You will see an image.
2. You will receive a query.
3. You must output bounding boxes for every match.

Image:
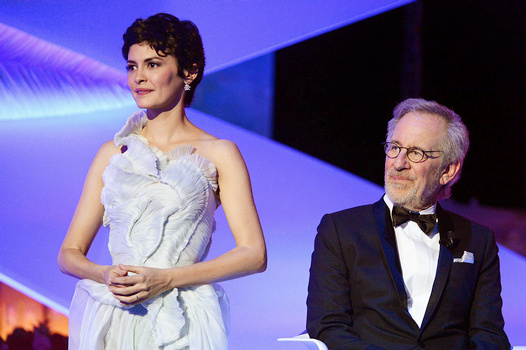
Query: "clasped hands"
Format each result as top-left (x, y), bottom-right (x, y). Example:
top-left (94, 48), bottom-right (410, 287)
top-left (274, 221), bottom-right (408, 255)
top-left (104, 264), bottom-right (172, 305)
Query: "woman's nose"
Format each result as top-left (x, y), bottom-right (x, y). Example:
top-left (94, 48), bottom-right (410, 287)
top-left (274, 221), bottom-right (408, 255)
top-left (133, 68), bottom-right (146, 84)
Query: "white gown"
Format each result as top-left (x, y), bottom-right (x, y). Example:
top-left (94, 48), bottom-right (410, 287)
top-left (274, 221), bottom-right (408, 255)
top-left (68, 111), bottom-right (229, 349)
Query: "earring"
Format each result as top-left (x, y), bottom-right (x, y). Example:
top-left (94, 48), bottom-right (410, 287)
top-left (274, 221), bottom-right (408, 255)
top-left (184, 82), bottom-right (191, 91)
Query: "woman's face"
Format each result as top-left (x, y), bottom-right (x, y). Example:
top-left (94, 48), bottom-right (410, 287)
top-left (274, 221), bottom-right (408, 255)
top-left (126, 43), bottom-right (186, 111)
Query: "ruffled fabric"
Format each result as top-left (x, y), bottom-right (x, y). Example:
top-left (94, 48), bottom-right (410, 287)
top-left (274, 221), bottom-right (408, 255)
top-left (69, 111), bottom-right (229, 349)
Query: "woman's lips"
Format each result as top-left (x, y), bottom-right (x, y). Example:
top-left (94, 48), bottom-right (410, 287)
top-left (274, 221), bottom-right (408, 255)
top-left (135, 89), bottom-right (152, 95)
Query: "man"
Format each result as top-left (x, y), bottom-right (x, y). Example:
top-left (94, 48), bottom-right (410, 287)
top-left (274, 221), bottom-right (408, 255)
top-left (307, 98), bottom-right (510, 349)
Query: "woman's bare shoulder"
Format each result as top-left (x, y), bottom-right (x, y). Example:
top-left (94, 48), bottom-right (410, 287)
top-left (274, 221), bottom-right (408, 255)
top-left (195, 138), bottom-right (243, 172)
top-left (91, 140), bottom-right (122, 167)
top-left (98, 140), bottom-right (121, 156)
top-left (198, 138), bottom-right (241, 158)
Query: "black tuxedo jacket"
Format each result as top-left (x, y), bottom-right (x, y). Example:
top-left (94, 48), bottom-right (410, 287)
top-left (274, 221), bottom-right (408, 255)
top-left (307, 198), bottom-right (510, 350)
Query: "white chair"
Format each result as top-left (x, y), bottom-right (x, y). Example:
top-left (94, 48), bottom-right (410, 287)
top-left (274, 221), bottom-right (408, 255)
top-left (277, 333), bottom-right (328, 350)
top-left (278, 334), bottom-right (523, 350)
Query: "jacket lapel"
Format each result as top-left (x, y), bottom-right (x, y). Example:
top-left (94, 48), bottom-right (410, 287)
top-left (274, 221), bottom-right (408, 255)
top-left (373, 199), bottom-right (409, 311)
top-left (420, 203), bottom-right (454, 329)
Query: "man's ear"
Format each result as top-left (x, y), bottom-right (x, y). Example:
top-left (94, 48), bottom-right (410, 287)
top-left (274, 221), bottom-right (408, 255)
top-left (439, 160), bottom-right (461, 186)
top-left (183, 64), bottom-right (199, 84)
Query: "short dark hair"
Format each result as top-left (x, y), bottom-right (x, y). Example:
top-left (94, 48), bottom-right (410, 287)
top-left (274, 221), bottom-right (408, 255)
top-left (122, 13), bottom-right (205, 107)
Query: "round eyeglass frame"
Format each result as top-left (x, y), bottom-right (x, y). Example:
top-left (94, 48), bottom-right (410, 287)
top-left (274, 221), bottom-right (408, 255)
top-left (382, 141), bottom-right (443, 163)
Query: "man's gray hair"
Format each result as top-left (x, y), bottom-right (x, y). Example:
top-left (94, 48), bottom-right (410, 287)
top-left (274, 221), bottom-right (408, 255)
top-left (386, 98), bottom-right (470, 199)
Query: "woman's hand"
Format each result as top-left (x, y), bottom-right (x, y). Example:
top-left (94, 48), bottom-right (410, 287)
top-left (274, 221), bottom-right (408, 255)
top-left (103, 265), bottom-right (128, 286)
top-left (108, 264), bottom-right (172, 305)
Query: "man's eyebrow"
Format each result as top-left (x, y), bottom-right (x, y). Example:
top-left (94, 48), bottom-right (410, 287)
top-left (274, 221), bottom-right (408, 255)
top-left (390, 140), bottom-right (424, 149)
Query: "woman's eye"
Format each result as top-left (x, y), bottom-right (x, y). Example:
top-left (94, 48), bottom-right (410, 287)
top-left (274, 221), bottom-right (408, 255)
top-left (148, 62), bottom-right (159, 68)
top-left (126, 65), bottom-right (136, 72)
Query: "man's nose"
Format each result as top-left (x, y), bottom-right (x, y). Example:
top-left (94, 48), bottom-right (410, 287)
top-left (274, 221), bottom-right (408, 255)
top-left (393, 149), bottom-right (411, 170)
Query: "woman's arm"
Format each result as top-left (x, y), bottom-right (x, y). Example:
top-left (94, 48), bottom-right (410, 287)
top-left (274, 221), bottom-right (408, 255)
top-left (57, 141), bottom-right (124, 285)
top-left (110, 140), bottom-right (267, 304)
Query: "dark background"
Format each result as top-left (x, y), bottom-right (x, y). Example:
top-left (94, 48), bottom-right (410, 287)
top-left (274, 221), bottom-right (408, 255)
top-left (274, 0), bottom-right (525, 209)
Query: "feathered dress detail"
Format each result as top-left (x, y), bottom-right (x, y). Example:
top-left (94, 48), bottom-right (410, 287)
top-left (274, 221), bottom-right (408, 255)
top-left (68, 111), bottom-right (229, 349)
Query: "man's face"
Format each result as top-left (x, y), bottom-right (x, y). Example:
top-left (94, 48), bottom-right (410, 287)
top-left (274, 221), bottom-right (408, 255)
top-left (384, 112), bottom-right (446, 211)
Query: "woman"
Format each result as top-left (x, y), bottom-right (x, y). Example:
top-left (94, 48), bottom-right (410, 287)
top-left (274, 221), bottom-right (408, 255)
top-left (58, 13), bottom-right (266, 350)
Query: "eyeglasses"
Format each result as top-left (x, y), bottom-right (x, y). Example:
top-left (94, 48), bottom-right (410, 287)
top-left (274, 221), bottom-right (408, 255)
top-left (382, 142), bottom-right (443, 163)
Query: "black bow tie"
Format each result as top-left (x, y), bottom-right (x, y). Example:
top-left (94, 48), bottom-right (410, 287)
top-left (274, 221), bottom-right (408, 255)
top-left (392, 206), bottom-right (437, 235)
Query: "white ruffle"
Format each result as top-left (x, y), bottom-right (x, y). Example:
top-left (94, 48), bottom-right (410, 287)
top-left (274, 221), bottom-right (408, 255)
top-left (70, 111), bottom-right (228, 349)
top-left (112, 110), bottom-right (218, 193)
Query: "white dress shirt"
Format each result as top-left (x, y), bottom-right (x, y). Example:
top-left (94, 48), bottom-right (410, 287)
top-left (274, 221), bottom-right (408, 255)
top-left (384, 195), bottom-right (439, 328)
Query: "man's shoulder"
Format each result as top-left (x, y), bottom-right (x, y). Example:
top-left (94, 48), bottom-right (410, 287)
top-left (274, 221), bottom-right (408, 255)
top-left (320, 199), bottom-right (384, 229)
top-left (438, 204), bottom-right (496, 250)
top-left (438, 204), bottom-right (493, 234)
top-left (329, 203), bottom-right (375, 218)
top-left (328, 198), bottom-right (384, 218)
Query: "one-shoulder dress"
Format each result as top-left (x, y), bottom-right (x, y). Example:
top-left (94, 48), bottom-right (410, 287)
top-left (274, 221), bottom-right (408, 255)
top-left (68, 111), bottom-right (229, 350)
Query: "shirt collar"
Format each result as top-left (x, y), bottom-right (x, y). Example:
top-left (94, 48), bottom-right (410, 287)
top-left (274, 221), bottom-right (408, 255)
top-left (383, 194), bottom-right (437, 216)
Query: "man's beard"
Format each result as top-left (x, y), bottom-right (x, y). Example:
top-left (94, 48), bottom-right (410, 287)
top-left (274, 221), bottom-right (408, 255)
top-left (384, 168), bottom-right (441, 210)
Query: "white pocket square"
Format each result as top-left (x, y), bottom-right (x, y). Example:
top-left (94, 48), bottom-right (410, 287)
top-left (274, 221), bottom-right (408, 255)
top-left (453, 251), bottom-right (474, 264)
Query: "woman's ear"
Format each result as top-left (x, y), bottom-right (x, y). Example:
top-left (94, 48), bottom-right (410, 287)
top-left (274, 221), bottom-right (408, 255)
top-left (439, 160), bottom-right (461, 186)
top-left (183, 64), bottom-right (199, 84)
